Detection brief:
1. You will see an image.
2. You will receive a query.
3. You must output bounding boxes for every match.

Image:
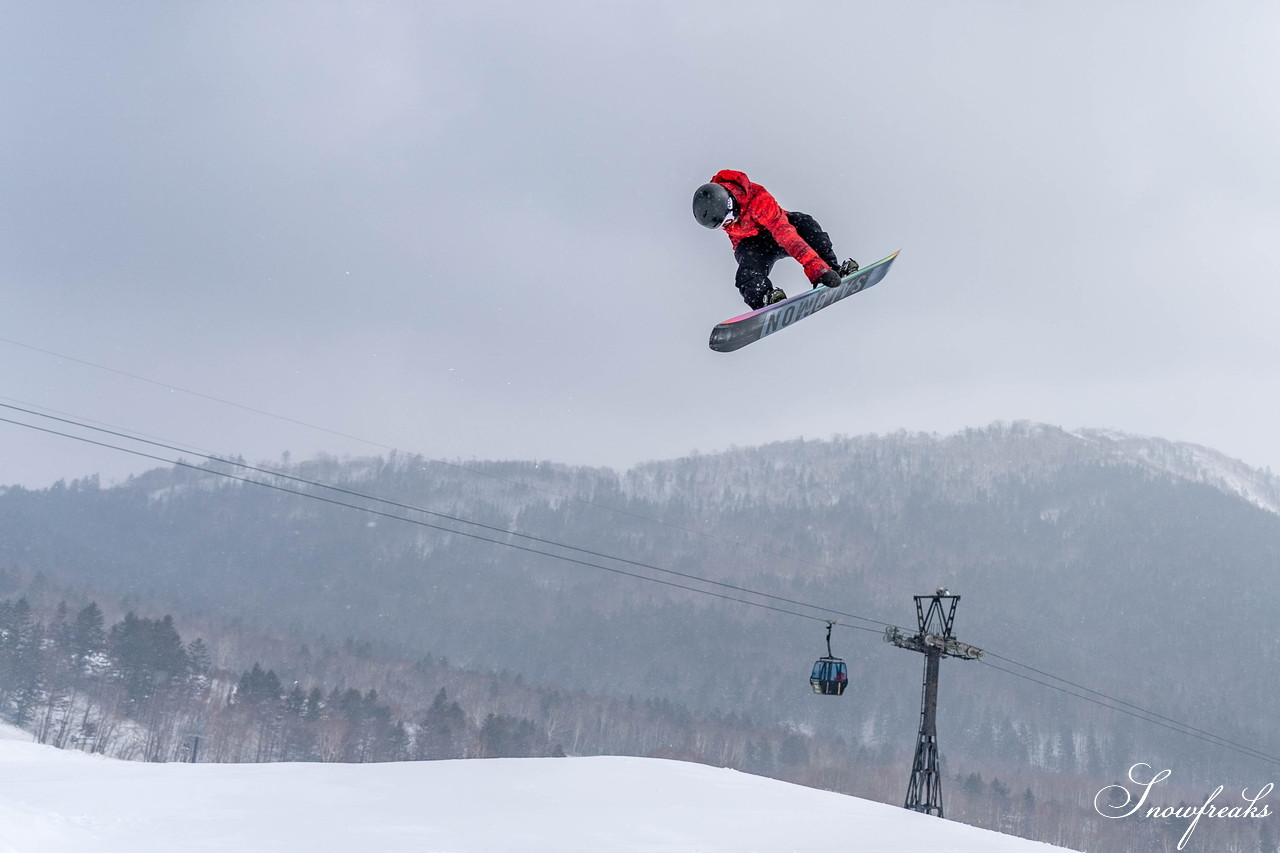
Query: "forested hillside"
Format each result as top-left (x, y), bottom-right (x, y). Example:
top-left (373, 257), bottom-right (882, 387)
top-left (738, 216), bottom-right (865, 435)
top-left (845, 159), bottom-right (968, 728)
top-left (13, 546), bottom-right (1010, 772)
top-left (2, 422), bottom-right (1278, 852)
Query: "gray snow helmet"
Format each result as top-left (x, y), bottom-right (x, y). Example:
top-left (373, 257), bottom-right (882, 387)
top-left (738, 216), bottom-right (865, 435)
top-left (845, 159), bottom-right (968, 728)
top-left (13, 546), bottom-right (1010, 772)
top-left (692, 182), bottom-right (736, 229)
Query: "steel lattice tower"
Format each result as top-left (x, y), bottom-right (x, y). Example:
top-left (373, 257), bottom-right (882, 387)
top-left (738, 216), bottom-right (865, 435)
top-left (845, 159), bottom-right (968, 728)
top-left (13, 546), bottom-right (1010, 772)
top-left (884, 588), bottom-right (984, 818)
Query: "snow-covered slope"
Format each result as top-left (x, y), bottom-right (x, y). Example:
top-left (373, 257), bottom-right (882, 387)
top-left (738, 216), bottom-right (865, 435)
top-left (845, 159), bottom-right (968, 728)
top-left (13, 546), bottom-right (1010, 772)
top-left (0, 737), bottom-right (1072, 852)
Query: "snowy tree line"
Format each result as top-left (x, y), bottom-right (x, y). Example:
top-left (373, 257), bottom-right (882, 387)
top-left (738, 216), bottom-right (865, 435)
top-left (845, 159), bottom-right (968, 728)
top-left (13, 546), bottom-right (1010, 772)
top-left (0, 596), bottom-right (847, 774)
top-left (0, 598), bottom-right (545, 763)
top-left (0, 597), bottom-right (561, 763)
top-left (0, 593), bottom-right (895, 797)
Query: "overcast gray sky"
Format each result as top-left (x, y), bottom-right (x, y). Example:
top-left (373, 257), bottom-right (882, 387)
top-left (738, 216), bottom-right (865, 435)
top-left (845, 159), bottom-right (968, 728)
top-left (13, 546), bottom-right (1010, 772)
top-left (3, 1), bottom-right (1279, 488)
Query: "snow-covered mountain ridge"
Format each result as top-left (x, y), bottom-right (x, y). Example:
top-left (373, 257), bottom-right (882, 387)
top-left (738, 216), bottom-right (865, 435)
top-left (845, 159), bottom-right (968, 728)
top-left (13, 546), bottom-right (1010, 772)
top-left (131, 421), bottom-right (1280, 522)
top-left (1072, 427), bottom-right (1280, 515)
top-left (614, 421), bottom-right (1280, 517)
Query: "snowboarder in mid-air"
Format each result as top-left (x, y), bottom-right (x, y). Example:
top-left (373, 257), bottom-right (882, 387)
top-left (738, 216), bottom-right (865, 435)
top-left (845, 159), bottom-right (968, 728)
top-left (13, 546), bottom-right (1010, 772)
top-left (693, 169), bottom-right (858, 310)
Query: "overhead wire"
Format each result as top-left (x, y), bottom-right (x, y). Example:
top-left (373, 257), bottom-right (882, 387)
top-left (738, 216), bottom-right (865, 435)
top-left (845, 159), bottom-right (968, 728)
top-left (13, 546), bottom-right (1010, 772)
top-left (985, 650), bottom-right (1280, 764)
top-left (978, 655), bottom-right (1280, 768)
top-left (0, 334), bottom-right (1182, 695)
top-left (4, 402), bottom-right (1278, 767)
top-left (1, 349), bottom-right (1277, 769)
top-left (1, 334), bottom-right (1258, 681)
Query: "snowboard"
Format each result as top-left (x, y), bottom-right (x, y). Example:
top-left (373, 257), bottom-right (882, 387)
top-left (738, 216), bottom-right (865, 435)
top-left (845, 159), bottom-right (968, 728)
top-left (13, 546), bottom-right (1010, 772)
top-left (708, 251), bottom-right (900, 353)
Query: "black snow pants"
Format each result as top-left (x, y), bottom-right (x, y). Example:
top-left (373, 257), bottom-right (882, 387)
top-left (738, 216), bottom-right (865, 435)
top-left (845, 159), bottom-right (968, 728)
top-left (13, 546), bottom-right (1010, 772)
top-left (733, 211), bottom-right (839, 310)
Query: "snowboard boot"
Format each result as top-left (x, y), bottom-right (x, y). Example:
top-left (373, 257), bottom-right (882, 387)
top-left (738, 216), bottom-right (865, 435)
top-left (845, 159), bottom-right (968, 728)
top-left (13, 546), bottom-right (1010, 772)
top-left (765, 288), bottom-right (787, 305)
top-left (836, 258), bottom-right (860, 277)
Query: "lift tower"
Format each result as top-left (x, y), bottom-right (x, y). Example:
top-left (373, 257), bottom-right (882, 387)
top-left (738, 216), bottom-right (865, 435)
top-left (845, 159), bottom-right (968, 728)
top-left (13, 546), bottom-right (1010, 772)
top-left (883, 588), bottom-right (984, 818)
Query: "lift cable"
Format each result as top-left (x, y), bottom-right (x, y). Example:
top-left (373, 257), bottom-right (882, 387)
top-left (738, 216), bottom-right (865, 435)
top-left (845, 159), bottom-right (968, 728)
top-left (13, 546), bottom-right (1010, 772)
top-left (977, 656), bottom-right (1280, 768)
top-left (978, 650), bottom-right (1280, 767)
top-left (0, 385), bottom-right (1198, 702)
top-left (1, 402), bottom-right (1275, 767)
top-left (6, 335), bottom-right (1248, 694)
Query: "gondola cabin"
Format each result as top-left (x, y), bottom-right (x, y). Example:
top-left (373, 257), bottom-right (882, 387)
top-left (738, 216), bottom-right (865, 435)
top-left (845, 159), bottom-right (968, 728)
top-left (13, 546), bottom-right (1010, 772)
top-left (810, 621), bottom-right (848, 695)
top-left (810, 656), bottom-right (848, 695)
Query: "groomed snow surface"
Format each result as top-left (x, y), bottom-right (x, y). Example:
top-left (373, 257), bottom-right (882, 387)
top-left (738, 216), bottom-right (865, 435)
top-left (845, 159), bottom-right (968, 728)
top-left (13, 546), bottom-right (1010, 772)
top-left (0, 731), bottom-right (1073, 852)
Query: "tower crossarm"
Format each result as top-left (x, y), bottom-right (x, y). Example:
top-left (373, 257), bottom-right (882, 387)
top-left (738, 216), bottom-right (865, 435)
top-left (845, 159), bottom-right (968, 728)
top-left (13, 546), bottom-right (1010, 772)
top-left (883, 626), bottom-right (985, 661)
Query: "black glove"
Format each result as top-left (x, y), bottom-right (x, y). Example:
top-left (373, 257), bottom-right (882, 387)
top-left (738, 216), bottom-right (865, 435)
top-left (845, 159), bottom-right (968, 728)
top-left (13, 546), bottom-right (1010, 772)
top-left (814, 269), bottom-right (841, 289)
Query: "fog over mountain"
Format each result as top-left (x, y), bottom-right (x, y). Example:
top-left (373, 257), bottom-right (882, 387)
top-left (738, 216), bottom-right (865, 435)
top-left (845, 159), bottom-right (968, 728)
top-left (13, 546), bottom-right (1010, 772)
top-left (3, 422), bottom-right (1276, 732)
top-left (2, 422), bottom-right (1278, 850)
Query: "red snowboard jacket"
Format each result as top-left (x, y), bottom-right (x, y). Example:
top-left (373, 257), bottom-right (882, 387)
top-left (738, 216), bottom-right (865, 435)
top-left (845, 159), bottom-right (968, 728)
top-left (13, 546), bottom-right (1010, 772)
top-left (710, 169), bottom-right (831, 283)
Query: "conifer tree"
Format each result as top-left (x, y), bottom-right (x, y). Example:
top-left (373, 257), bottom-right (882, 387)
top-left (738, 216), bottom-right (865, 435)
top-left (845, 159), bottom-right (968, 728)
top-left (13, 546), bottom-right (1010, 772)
top-left (185, 638), bottom-right (212, 677)
top-left (416, 687), bottom-right (468, 760)
top-left (70, 603), bottom-right (106, 671)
